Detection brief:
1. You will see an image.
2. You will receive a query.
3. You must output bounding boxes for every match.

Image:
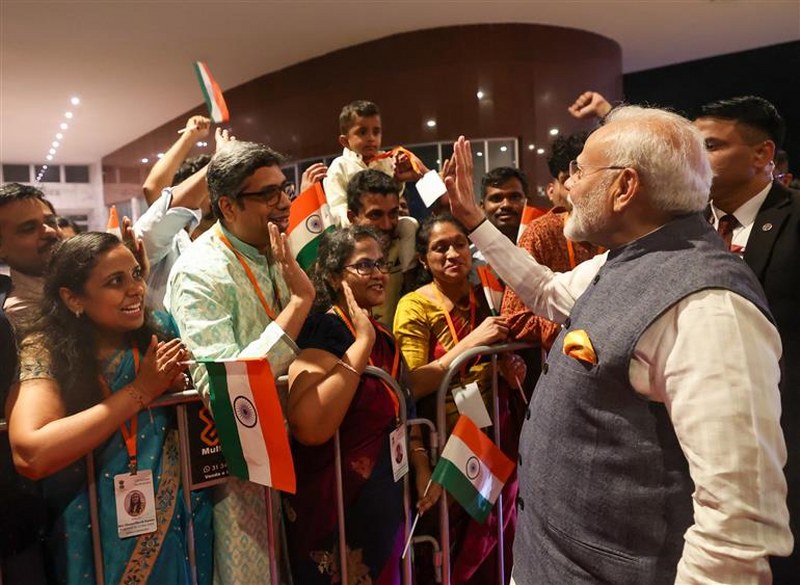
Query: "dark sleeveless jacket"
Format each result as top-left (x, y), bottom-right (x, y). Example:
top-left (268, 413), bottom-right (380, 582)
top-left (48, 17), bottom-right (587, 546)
top-left (512, 213), bottom-right (772, 585)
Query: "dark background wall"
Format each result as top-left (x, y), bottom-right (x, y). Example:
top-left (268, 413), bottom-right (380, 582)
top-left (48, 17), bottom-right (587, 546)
top-left (102, 24), bottom-right (623, 203)
top-left (624, 40), bottom-right (800, 172)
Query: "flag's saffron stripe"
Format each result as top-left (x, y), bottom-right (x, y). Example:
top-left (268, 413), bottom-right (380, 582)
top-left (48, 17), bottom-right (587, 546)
top-left (246, 360), bottom-right (296, 493)
top-left (206, 361), bottom-right (248, 480)
top-left (451, 416), bottom-right (515, 482)
top-left (432, 458), bottom-right (492, 523)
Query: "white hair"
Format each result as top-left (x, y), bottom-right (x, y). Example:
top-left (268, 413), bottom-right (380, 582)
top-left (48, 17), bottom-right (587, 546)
top-left (601, 105), bottom-right (712, 214)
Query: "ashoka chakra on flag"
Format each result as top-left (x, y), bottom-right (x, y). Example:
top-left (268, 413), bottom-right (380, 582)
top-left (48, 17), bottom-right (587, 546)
top-left (233, 396), bottom-right (258, 428)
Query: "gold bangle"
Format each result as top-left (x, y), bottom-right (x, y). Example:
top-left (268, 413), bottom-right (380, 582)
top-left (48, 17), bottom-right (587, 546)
top-left (411, 447), bottom-right (428, 456)
top-left (435, 358), bottom-right (447, 370)
top-left (335, 359), bottom-right (360, 378)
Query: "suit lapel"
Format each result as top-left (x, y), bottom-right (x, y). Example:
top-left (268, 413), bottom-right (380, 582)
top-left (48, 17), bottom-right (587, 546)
top-left (744, 182), bottom-right (792, 280)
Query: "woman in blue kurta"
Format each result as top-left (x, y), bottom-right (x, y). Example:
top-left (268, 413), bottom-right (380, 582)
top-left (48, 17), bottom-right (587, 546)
top-left (6, 232), bottom-right (212, 584)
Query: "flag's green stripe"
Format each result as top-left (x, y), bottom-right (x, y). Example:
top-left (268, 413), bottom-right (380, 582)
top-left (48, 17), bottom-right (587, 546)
top-left (432, 458), bottom-right (492, 523)
top-left (206, 361), bottom-right (249, 480)
top-left (295, 238), bottom-right (320, 271)
top-left (193, 64), bottom-right (215, 119)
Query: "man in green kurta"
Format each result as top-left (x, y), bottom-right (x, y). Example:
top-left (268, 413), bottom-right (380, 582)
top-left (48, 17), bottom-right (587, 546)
top-left (166, 141), bottom-right (314, 584)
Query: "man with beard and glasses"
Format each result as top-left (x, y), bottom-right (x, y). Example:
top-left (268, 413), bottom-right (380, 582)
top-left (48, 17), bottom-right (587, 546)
top-left (346, 169), bottom-right (417, 327)
top-left (446, 105), bottom-right (791, 584)
top-left (0, 183), bottom-right (62, 328)
top-left (166, 140), bottom-right (315, 584)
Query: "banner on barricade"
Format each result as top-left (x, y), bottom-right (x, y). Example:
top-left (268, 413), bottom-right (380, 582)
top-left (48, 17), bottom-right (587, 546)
top-left (201, 358), bottom-right (296, 493)
top-left (183, 402), bottom-right (230, 490)
top-left (432, 415), bottom-right (514, 523)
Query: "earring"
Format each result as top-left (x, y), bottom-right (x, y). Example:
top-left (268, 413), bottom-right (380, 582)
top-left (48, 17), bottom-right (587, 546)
top-left (74, 309), bottom-right (83, 319)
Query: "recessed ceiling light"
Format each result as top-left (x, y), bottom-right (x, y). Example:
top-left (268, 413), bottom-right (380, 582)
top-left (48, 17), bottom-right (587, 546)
top-left (56, 133), bottom-right (63, 140)
top-left (65, 111), bottom-right (73, 119)
top-left (500, 146), bottom-right (508, 152)
top-left (528, 144), bottom-right (535, 151)
top-left (549, 128), bottom-right (559, 136)
top-left (60, 123), bottom-right (68, 130)
top-left (426, 119), bottom-right (437, 128)
top-left (536, 148), bottom-right (545, 155)
top-left (42, 165), bottom-right (48, 169)
top-left (49, 148), bottom-right (56, 155)
top-left (141, 158), bottom-right (149, 164)
top-left (476, 151), bottom-right (483, 157)
top-left (70, 96), bottom-right (80, 106)
top-left (476, 90), bottom-right (485, 99)
top-left (52, 141), bottom-right (60, 148)
top-left (46, 155), bottom-right (53, 161)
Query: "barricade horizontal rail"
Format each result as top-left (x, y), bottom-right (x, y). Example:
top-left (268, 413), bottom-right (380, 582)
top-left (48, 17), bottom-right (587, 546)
top-left (434, 342), bottom-right (535, 585)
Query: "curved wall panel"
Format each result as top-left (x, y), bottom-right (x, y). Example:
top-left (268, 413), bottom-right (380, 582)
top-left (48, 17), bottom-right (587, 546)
top-left (103, 24), bottom-right (622, 202)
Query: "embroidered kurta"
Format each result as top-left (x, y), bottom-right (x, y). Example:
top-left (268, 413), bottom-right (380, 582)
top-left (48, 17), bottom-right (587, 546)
top-left (165, 221), bottom-right (298, 585)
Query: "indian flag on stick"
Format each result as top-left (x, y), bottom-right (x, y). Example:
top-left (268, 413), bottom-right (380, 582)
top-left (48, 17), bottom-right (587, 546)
top-left (193, 61), bottom-right (230, 123)
top-left (476, 265), bottom-right (504, 316)
top-left (202, 358), bottom-right (296, 493)
top-left (517, 204), bottom-right (548, 244)
top-left (286, 182), bottom-right (334, 271)
top-left (432, 415), bottom-right (514, 523)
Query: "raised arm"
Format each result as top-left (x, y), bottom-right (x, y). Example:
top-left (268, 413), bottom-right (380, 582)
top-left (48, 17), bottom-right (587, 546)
top-left (568, 91), bottom-right (613, 120)
top-left (142, 115), bottom-right (211, 205)
top-left (287, 283), bottom-right (374, 445)
top-left (7, 336), bottom-right (187, 479)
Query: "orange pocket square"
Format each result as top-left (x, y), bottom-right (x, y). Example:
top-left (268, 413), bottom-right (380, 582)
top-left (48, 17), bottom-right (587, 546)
top-left (562, 329), bottom-right (597, 365)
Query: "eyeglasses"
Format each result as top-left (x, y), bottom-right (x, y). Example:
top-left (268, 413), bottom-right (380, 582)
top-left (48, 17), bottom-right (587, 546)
top-left (568, 160), bottom-right (626, 181)
top-left (344, 259), bottom-right (392, 276)
top-left (238, 181), bottom-right (296, 205)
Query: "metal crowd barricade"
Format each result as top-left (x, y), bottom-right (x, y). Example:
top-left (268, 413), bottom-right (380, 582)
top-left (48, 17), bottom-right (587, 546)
top-left (433, 342), bottom-right (534, 585)
top-left (0, 365), bottom-right (416, 585)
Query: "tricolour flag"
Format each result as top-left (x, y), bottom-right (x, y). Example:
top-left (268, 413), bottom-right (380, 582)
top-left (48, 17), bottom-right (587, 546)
top-left (517, 204), bottom-right (548, 244)
top-left (286, 182), bottom-right (334, 271)
top-left (203, 358), bottom-right (295, 493)
top-left (432, 415), bottom-right (514, 523)
top-left (193, 61), bottom-right (230, 123)
top-left (106, 205), bottom-right (122, 239)
top-left (476, 265), bottom-right (504, 316)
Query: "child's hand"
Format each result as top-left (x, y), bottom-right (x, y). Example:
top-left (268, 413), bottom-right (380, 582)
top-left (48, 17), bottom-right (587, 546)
top-left (394, 151), bottom-right (428, 183)
top-left (300, 162), bottom-right (327, 193)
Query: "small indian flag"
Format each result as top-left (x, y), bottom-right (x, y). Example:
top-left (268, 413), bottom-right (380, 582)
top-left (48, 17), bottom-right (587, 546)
top-left (476, 265), bottom-right (504, 316)
top-left (203, 358), bottom-right (296, 493)
top-left (106, 205), bottom-right (122, 239)
top-left (432, 415), bottom-right (514, 523)
top-left (517, 204), bottom-right (548, 244)
top-left (286, 182), bottom-right (334, 271)
top-left (193, 61), bottom-right (230, 123)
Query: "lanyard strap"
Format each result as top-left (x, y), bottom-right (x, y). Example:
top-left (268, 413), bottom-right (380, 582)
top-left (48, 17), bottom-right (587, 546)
top-left (216, 225), bottom-right (278, 321)
top-left (98, 347), bottom-right (140, 473)
top-left (432, 284), bottom-right (476, 346)
top-left (331, 305), bottom-right (401, 419)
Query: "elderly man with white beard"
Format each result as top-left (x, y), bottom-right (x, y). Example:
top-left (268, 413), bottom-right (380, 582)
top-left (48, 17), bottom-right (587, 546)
top-left (445, 106), bottom-right (792, 585)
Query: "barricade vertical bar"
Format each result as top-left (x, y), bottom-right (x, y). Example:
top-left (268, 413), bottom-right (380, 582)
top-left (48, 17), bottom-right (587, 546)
top-left (85, 453), bottom-right (105, 585)
top-left (176, 405), bottom-right (199, 585)
top-left (334, 430), bottom-right (349, 585)
top-left (491, 354), bottom-right (505, 584)
top-left (265, 487), bottom-right (279, 585)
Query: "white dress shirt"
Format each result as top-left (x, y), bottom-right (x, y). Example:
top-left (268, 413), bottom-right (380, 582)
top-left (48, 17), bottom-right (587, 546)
top-left (709, 182), bottom-right (771, 254)
top-left (133, 187), bottom-right (201, 311)
top-left (471, 220), bottom-right (792, 584)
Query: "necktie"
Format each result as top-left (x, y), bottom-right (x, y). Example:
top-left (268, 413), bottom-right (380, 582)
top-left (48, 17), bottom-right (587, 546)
top-left (717, 214), bottom-right (738, 251)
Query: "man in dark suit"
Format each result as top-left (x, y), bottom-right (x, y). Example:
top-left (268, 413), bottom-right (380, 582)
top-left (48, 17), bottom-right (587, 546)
top-left (696, 96), bottom-right (800, 583)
